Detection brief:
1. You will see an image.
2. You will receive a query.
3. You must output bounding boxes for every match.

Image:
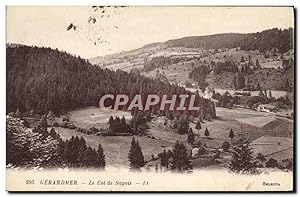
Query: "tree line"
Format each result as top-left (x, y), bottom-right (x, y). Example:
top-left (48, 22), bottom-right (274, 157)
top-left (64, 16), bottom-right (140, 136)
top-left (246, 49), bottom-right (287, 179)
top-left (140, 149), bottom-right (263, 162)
top-left (166, 28), bottom-right (293, 53)
top-left (7, 45), bottom-right (215, 118)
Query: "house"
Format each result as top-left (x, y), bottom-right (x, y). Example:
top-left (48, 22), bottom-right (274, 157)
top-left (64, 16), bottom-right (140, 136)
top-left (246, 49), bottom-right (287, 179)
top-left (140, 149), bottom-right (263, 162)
top-left (256, 104), bottom-right (278, 113)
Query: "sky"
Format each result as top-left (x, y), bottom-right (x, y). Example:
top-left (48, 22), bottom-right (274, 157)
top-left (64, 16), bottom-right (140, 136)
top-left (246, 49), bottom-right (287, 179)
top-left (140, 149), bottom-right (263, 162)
top-left (6, 6), bottom-right (294, 59)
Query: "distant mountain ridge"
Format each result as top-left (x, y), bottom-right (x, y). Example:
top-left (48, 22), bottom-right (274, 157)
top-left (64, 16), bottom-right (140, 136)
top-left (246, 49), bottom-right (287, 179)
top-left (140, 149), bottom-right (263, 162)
top-left (165, 28), bottom-right (293, 53)
top-left (165, 33), bottom-right (248, 49)
top-left (90, 27), bottom-right (293, 70)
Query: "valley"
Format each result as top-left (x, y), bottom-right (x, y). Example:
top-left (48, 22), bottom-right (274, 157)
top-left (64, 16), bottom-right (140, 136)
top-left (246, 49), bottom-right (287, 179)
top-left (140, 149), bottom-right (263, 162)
top-left (7, 27), bottom-right (294, 173)
top-left (50, 104), bottom-right (292, 169)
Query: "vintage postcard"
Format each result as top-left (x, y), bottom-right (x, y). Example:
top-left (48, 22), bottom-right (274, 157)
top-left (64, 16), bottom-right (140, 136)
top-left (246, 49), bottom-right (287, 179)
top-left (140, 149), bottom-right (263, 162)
top-left (6, 6), bottom-right (294, 192)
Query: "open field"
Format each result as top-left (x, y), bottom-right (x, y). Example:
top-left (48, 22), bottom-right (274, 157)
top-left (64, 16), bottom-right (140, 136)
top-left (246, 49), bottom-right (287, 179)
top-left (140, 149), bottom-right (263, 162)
top-left (53, 105), bottom-right (293, 168)
top-left (55, 127), bottom-right (174, 167)
top-left (67, 107), bottom-right (132, 129)
top-left (188, 107), bottom-right (269, 147)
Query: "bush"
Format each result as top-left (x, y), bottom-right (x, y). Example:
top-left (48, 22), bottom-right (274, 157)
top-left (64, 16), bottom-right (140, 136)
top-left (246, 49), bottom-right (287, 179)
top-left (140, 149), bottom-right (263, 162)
top-left (52, 122), bottom-right (60, 127)
top-left (68, 123), bottom-right (76, 130)
top-left (62, 117), bottom-right (70, 122)
top-left (22, 119), bottom-right (30, 128)
top-left (89, 127), bottom-right (99, 134)
top-left (198, 147), bottom-right (207, 155)
top-left (222, 141), bottom-right (230, 152)
top-left (86, 129), bottom-right (92, 135)
top-left (266, 158), bottom-right (279, 168)
top-left (61, 121), bottom-right (68, 128)
top-left (75, 127), bottom-right (81, 132)
top-left (285, 159), bottom-right (293, 170)
top-left (256, 153), bottom-right (266, 162)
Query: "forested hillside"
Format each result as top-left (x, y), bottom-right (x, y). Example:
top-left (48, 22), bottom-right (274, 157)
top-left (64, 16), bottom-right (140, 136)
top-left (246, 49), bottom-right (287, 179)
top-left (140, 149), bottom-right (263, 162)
top-left (7, 45), bottom-right (214, 116)
top-left (166, 28), bottom-right (293, 53)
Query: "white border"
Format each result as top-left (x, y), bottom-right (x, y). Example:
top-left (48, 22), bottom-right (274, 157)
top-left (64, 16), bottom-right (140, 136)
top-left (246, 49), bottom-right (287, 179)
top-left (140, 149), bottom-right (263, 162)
top-left (1, 0), bottom-right (298, 196)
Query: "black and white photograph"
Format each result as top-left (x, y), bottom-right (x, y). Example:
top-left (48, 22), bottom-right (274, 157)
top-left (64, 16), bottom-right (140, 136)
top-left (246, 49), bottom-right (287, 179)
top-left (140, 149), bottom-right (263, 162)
top-left (5, 6), bottom-right (295, 192)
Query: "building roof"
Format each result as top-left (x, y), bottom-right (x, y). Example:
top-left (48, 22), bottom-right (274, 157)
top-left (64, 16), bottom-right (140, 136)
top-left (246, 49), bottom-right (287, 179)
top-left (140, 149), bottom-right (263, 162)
top-left (237, 116), bottom-right (276, 128)
top-left (250, 135), bottom-right (293, 161)
top-left (251, 135), bottom-right (292, 147)
top-left (257, 104), bottom-right (276, 109)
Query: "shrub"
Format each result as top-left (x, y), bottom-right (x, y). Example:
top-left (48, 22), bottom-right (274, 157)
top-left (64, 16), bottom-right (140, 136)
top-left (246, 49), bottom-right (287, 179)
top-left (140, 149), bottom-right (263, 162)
top-left (86, 129), bottom-right (92, 135)
top-left (75, 127), bottom-right (81, 132)
top-left (89, 127), bottom-right (99, 134)
top-left (68, 123), bottom-right (76, 130)
top-left (222, 141), bottom-right (230, 152)
top-left (62, 117), bottom-right (70, 122)
top-left (266, 158), bottom-right (279, 168)
top-left (198, 147), bottom-right (207, 155)
top-left (22, 119), bottom-right (30, 128)
top-left (256, 153), bottom-right (266, 162)
top-left (52, 122), bottom-right (60, 127)
top-left (61, 121), bottom-right (68, 128)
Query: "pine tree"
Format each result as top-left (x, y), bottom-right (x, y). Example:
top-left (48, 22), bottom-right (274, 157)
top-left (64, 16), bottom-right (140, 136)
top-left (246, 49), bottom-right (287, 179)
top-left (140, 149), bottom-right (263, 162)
top-left (229, 138), bottom-right (259, 174)
top-left (264, 89), bottom-right (267, 97)
top-left (135, 141), bottom-right (145, 167)
top-left (198, 113), bottom-right (203, 123)
top-left (97, 144), bottom-right (106, 169)
top-left (170, 141), bottom-right (192, 172)
top-left (84, 146), bottom-right (95, 168)
top-left (257, 82), bottom-right (261, 90)
top-left (63, 139), bottom-right (70, 165)
top-left (236, 74), bottom-right (245, 89)
top-left (266, 158), bottom-right (278, 168)
top-left (195, 120), bottom-right (201, 131)
top-left (66, 136), bottom-right (79, 167)
top-left (241, 56), bottom-right (245, 62)
top-left (115, 116), bottom-right (121, 133)
top-left (268, 90), bottom-right (272, 99)
top-left (108, 116), bottom-right (114, 131)
top-left (259, 90), bottom-right (264, 97)
top-left (158, 149), bottom-right (170, 168)
top-left (241, 65), bottom-right (245, 73)
top-left (222, 141), bottom-right (230, 152)
top-left (49, 127), bottom-right (59, 139)
top-left (187, 127), bottom-right (195, 144)
top-left (204, 128), bottom-right (210, 138)
top-left (255, 59), bottom-right (260, 68)
top-left (78, 137), bottom-right (87, 167)
top-left (108, 116), bottom-right (114, 124)
top-left (40, 114), bottom-right (48, 129)
top-left (128, 137), bottom-right (145, 169)
top-left (176, 115), bottom-right (189, 134)
top-left (121, 115), bottom-right (126, 127)
top-left (248, 55), bottom-right (252, 65)
top-left (229, 129), bottom-right (235, 141)
top-left (47, 111), bottom-right (55, 126)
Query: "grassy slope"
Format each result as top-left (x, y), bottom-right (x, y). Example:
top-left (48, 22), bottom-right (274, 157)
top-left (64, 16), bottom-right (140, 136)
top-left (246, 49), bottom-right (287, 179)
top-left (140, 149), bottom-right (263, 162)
top-left (52, 106), bottom-right (293, 167)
